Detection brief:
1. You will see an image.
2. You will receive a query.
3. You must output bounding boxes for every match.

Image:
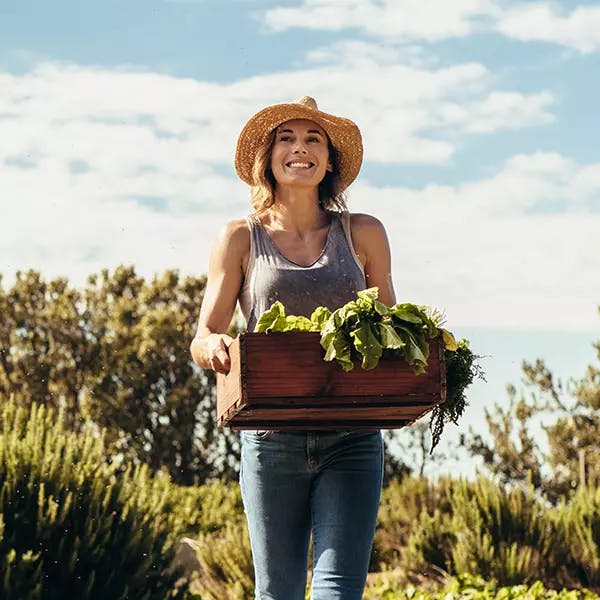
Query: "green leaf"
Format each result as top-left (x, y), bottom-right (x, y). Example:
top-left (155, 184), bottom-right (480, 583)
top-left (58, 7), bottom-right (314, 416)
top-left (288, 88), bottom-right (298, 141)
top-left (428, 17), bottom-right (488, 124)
top-left (394, 325), bottom-right (429, 369)
top-left (378, 322), bottom-right (405, 349)
top-left (357, 287), bottom-right (379, 302)
top-left (338, 302), bottom-right (360, 325)
top-left (373, 299), bottom-right (389, 316)
top-left (254, 301), bottom-right (286, 332)
top-left (281, 315), bottom-right (313, 332)
top-left (389, 304), bottom-right (424, 324)
top-left (309, 306), bottom-right (331, 331)
top-left (350, 320), bottom-right (383, 370)
top-left (321, 329), bottom-right (353, 371)
top-left (442, 328), bottom-right (458, 351)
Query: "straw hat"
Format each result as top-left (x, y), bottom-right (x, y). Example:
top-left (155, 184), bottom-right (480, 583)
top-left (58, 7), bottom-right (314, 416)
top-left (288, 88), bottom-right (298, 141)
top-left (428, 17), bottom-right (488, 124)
top-left (235, 96), bottom-right (363, 191)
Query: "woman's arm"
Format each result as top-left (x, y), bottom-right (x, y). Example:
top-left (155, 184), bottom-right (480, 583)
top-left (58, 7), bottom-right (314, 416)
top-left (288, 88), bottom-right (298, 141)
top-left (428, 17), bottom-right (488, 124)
top-left (350, 213), bottom-right (396, 307)
top-left (190, 219), bottom-right (249, 373)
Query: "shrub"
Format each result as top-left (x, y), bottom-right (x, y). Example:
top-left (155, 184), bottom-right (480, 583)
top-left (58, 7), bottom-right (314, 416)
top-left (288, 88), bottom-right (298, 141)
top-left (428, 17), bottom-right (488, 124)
top-left (364, 572), bottom-right (597, 599)
top-left (402, 478), bottom-right (578, 588)
top-left (179, 480), bottom-right (253, 600)
top-left (190, 520), bottom-right (254, 600)
top-left (564, 485), bottom-right (600, 589)
top-left (373, 475), bottom-right (453, 570)
top-left (0, 397), bottom-right (187, 600)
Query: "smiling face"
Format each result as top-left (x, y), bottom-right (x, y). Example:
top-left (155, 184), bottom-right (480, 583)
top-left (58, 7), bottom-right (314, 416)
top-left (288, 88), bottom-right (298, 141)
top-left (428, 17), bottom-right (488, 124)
top-left (270, 119), bottom-right (332, 189)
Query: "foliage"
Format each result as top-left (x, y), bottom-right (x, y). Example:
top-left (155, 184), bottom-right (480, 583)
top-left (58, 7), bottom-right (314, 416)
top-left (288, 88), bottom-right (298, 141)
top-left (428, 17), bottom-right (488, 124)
top-left (255, 287), bottom-right (481, 449)
top-left (428, 339), bottom-right (486, 451)
top-left (401, 477), bottom-right (580, 590)
top-left (466, 318), bottom-right (600, 500)
top-left (174, 477), bottom-right (600, 597)
top-left (0, 266), bottom-right (239, 485)
top-left (177, 481), bottom-right (253, 600)
top-left (364, 572), bottom-right (597, 600)
top-left (563, 485), bottom-right (600, 589)
top-left (373, 476), bottom-right (453, 570)
top-left (467, 383), bottom-right (545, 491)
top-left (0, 397), bottom-right (187, 600)
top-left (190, 521), bottom-right (254, 600)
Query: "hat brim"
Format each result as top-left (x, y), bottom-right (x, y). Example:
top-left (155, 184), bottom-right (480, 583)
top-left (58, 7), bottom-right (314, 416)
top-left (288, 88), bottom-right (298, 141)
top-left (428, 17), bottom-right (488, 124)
top-left (235, 103), bottom-right (363, 192)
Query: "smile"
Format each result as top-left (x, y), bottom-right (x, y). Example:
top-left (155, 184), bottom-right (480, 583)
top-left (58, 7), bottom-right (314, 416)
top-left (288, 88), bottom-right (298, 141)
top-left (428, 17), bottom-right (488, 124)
top-left (285, 161), bottom-right (314, 168)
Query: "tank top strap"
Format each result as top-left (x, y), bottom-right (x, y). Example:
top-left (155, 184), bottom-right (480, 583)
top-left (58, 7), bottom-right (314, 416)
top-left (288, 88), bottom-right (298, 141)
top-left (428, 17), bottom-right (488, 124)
top-left (338, 210), bottom-right (365, 279)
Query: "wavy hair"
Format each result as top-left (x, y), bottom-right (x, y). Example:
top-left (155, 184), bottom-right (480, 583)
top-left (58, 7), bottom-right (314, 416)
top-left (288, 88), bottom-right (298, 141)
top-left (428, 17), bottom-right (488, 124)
top-left (250, 129), bottom-right (347, 215)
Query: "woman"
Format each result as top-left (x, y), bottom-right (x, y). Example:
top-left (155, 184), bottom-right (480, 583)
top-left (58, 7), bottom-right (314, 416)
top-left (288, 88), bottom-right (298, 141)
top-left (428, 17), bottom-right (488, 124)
top-left (190, 96), bottom-right (396, 600)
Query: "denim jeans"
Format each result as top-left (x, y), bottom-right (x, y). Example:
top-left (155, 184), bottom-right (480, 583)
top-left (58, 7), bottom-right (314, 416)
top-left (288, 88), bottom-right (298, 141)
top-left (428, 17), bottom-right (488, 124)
top-left (239, 429), bottom-right (384, 600)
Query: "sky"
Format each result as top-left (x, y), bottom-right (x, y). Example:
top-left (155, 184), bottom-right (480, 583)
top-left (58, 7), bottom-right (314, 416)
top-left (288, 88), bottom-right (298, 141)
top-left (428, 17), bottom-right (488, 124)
top-left (1, 0), bottom-right (599, 475)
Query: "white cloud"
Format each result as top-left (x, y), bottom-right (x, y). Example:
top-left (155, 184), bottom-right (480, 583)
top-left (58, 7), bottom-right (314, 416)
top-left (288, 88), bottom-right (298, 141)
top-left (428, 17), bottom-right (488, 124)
top-left (348, 151), bottom-right (600, 330)
top-left (496, 3), bottom-right (600, 54)
top-left (1, 61), bottom-right (592, 330)
top-left (304, 40), bottom-right (433, 69)
top-left (265, 0), bottom-right (600, 55)
top-left (0, 57), bottom-right (553, 181)
top-left (462, 91), bottom-right (555, 133)
top-left (264, 0), bottom-right (499, 40)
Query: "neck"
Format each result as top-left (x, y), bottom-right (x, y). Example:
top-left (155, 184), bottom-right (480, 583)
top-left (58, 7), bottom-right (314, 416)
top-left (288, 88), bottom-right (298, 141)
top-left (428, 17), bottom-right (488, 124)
top-left (268, 185), bottom-right (328, 233)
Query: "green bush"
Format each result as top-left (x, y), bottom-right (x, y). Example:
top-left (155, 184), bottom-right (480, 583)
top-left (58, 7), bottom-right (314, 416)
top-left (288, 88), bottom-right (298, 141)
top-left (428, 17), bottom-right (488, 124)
top-left (0, 397), bottom-right (187, 600)
top-left (178, 476), bottom-right (600, 597)
top-left (401, 478), bottom-right (578, 589)
top-left (374, 475), bottom-right (453, 570)
top-left (564, 485), bottom-right (600, 589)
top-left (191, 520), bottom-right (254, 600)
top-left (364, 572), bottom-right (597, 599)
top-left (182, 481), bottom-right (254, 600)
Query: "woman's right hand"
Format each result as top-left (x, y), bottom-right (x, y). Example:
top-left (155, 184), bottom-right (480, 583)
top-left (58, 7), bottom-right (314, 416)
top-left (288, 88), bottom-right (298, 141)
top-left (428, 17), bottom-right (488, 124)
top-left (205, 333), bottom-right (235, 374)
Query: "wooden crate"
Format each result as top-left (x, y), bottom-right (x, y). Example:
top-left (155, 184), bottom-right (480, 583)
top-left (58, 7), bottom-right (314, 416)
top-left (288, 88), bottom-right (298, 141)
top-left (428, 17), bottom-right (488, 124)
top-left (216, 332), bottom-right (446, 430)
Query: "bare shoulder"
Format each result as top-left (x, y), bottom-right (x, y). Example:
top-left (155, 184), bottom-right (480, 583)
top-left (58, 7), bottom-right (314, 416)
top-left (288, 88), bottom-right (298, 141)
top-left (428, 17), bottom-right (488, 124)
top-left (214, 218), bottom-right (250, 252)
top-left (208, 218), bottom-right (251, 274)
top-left (220, 218), bottom-right (250, 241)
top-left (348, 212), bottom-right (387, 237)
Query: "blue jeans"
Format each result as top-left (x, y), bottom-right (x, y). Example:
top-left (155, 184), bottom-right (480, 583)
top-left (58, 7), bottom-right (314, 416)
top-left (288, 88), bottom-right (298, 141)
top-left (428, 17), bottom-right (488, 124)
top-left (239, 430), bottom-right (384, 600)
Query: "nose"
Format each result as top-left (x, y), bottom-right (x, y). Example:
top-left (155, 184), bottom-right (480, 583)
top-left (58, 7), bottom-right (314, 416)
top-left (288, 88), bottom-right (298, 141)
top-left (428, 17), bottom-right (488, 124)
top-left (292, 140), bottom-right (308, 154)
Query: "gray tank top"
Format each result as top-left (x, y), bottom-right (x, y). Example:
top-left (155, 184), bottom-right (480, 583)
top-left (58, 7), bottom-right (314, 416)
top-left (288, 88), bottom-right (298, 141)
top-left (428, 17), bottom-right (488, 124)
top-left (239, 211), bottom-right (367, 332)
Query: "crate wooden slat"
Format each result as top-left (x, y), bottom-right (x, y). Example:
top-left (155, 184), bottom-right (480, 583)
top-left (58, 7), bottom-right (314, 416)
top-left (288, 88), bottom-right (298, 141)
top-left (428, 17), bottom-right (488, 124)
top-left (216, 331), bottom-right (446, 430)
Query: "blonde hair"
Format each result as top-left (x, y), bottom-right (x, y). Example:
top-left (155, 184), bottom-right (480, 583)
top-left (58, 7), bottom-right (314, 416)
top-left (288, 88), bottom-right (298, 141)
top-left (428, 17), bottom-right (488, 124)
top-left (250, 129), bottom-right (347, 215)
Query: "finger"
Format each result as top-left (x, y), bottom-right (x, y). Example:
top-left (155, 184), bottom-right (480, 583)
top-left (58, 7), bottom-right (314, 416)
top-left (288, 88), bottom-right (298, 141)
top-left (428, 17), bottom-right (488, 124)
top-left (210, 356), bottom-right (227, 375)
top-left (218, 349), bottom-right (231, 371)
top-left (210, 349), bottom-right (230, 373)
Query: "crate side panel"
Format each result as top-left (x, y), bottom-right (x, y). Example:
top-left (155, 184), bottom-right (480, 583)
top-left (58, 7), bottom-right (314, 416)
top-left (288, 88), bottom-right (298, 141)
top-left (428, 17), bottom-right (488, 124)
top-left (243, 332), bottom-right (332, 398)
top-left (216, 336), bottom-right (243, 426)
top-left (241, 333), bottom-right (443, 399)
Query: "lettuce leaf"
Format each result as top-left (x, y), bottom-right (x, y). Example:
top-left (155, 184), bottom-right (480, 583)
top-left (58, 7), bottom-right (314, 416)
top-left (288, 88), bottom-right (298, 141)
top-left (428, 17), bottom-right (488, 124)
top-left (350, 320), bottom-right (383, 370)
top-left (254, 301), bottom-right (287, 333)
top-left (310, 306), bottom-right (332, 331)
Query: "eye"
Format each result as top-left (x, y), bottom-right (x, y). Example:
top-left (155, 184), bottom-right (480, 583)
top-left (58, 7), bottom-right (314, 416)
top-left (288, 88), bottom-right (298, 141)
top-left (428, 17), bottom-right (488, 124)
top-left (307, 136), bottom-right (321, 142)
top-left (279, 135), bottom-right (292, 142)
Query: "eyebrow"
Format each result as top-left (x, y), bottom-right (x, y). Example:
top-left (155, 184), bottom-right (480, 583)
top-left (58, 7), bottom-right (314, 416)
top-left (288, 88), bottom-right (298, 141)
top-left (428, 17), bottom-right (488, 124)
top-left (277, 127), bottom-right (324, 136)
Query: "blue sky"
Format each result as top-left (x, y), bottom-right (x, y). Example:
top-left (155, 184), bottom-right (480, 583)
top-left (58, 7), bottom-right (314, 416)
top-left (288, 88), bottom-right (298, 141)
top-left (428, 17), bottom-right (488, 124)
top-left (1, 0), bottom-right (599, 473)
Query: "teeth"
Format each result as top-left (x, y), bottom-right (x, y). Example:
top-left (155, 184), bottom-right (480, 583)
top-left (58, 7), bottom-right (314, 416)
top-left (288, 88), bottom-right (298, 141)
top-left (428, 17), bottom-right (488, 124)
top-left (288, 162), bottom-right (312, 168)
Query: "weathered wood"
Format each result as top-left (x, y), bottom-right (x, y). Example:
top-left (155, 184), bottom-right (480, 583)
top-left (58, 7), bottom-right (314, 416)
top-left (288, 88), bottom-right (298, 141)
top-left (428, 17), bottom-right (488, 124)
top-left (216, 332), bottom-right (446, 430)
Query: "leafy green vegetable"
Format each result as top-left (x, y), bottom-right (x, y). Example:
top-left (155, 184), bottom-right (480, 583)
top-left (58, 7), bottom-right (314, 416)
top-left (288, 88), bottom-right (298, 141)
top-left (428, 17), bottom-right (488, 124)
top-left (429, 339), bottom-right (486, 450)
top-left (309, 306), bottom-right (332, 331)
top-left (253, 287), bottom-right (483, 449)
